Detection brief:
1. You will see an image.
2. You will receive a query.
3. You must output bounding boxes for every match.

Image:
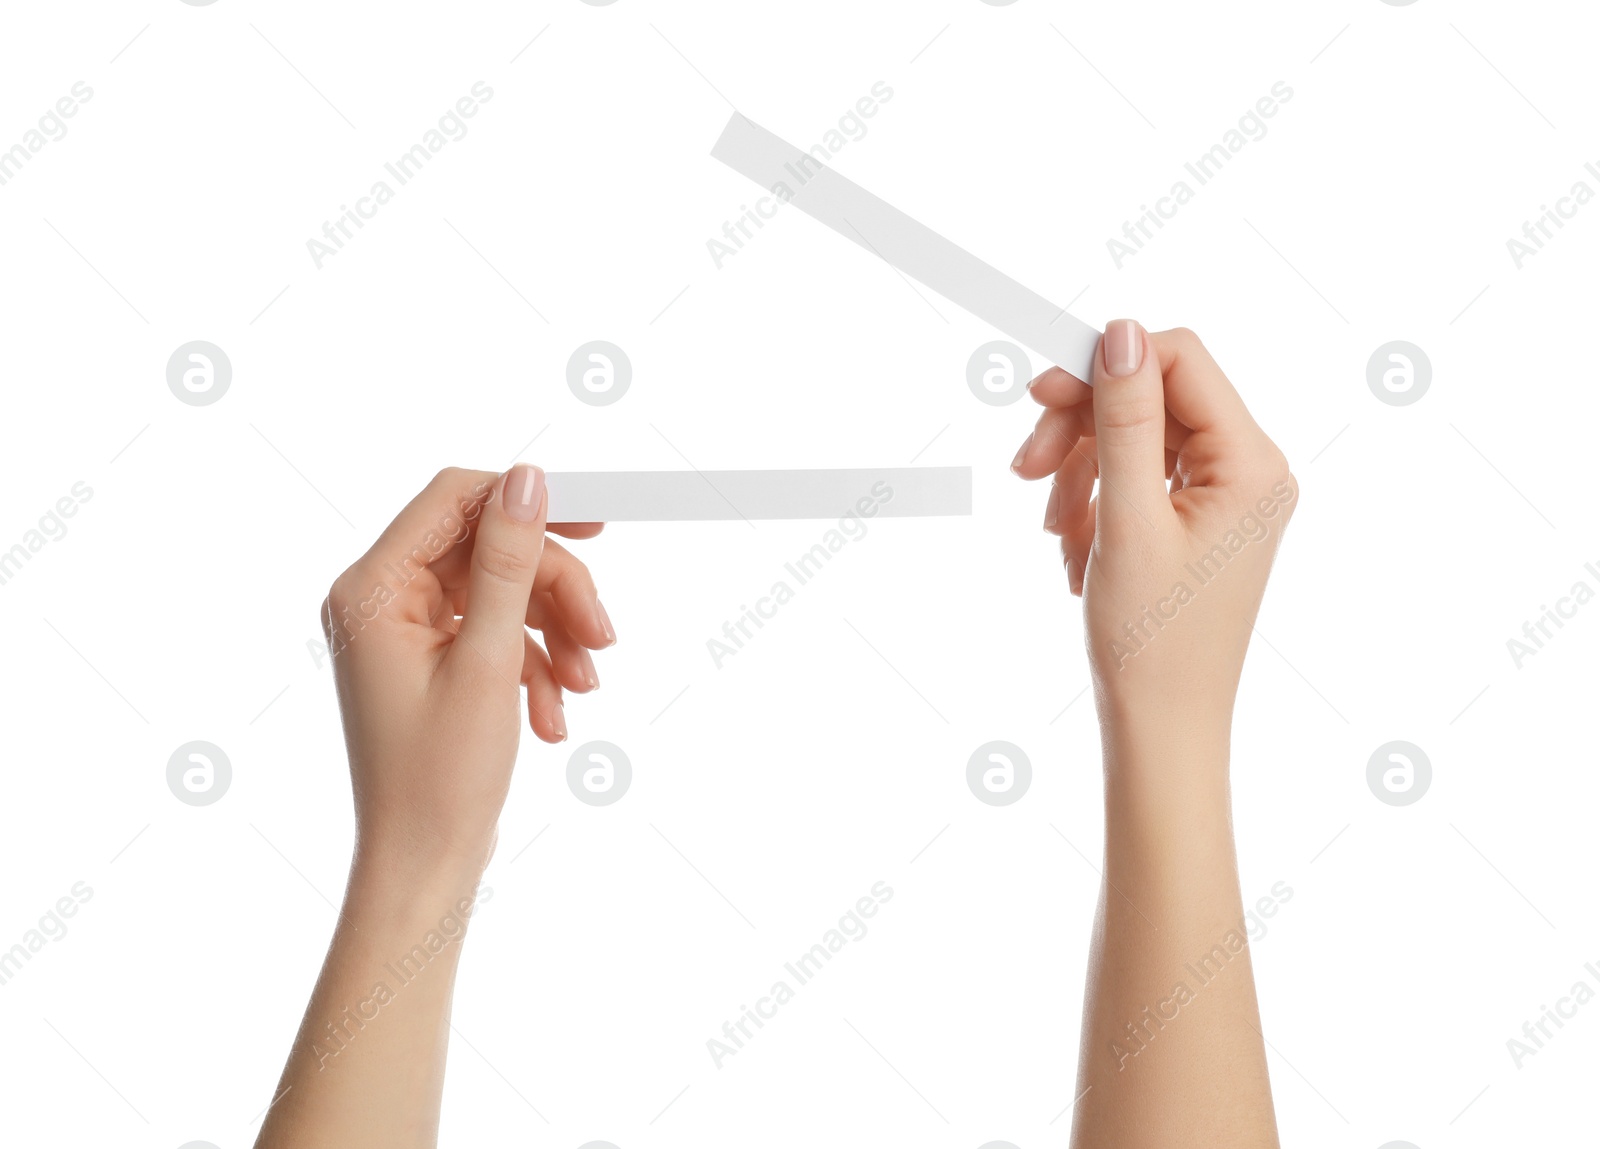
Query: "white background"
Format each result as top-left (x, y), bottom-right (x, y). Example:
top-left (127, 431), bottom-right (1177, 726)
top-left (1, 1), bottom-right (1595, 1146)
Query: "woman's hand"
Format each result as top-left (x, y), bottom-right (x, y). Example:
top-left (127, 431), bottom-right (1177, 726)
top-left (321, 465), bottom-right (614, 877)
top-left (1017, 324), bottom-right (1291, 1148)
top-left (256, 465), bottom-right (612, 1149)
top-left (1013, 321), bottom-right (1297, 725)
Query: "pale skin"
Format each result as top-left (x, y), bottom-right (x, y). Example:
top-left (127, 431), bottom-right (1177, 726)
top-left (1015, 320), bottom-right (1294, 1147)
top-left (255, 322), bottom-right (1293, 1147)
top-left (255, 465), bottom-right (611, 1147)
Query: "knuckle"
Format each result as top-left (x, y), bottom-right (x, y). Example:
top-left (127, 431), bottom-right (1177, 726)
top-left (1160, 326), bottom-right (1218, 372)
top-left (1162, 326), bottom-right (1209, 361)
top-left (474, 539), bottom-right (531, 586)
top-left (432, 465), bottom-right (473, 494)
top-left (1169, 326), bottom-right (1204, 351)
top-left (436, 465), bottom-right (486, 495)
top-left (326, 570), bottom-right (358, 613)
top-left (1243, 442), bottom-right (1299, 516)
top-left (1095, 399), bottom-right (1163, 438)
top-left (1240, 432), bottom-right (1289, 477)
top-left (550, 558), bottom-right (597, 601)
top-left (1254, 440), bottom-right (1290, 476)
top-left (1281, 468), bottom-right (1302, 516)
top-left (323, 570), bottom-right (365, 641)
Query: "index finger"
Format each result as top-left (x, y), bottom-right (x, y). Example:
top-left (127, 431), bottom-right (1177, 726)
top-left (1026, 365), bottom-right (1092, 409)
top-left (1148, 327), bottom-right (1256, 436)
top-left (349, 466), bottom-right (498, 584)
top-left (549, 522), bottom-right (605, 540)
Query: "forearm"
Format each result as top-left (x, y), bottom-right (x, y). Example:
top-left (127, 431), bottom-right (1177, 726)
top-left (256, 853), bottom-right (485, 1149)
top-left (1070, 713), bottom-right (1278, 1148)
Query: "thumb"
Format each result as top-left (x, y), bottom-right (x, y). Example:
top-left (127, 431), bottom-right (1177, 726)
top-left (454, 464), bottom-right (547, 676)
top-left (1091, 318), bottom-right (1171, 532)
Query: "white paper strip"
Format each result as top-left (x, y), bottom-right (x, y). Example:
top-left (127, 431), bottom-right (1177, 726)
top-left (545, 468), bottom-right (971, 523)
top-left (711, 113), bottom-right (1100, 385)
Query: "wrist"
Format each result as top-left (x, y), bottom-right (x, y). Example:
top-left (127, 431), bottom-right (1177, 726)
top-left (1096, 694), bottom-right (1233, 786)
top-left (353, 816), bottom-right (495, 885)
top-left (1098, 707), bottom-right (1232, 756)
top-left (346, 844), bottom-right (488, 930)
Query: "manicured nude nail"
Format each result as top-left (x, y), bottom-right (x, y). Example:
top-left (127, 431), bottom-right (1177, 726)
top-left (595, 600), bottom-right (616, 646)
top-left (1044, 482), bottom-right (1061, 530)
top-left (1102, 319), bottom-right (1143, 378)
top-left (1010, 433), bottom-right (1034, 474)
top-left (580, 649), bottom-right (599, 691)
top-left (503, 464), bottom-right (545, 522)
top-left (551, 702), bottom-right (567, 742)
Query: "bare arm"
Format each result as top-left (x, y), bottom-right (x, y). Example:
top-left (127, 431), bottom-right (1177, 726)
top-left (256, 857), bottom-right (483, 1146)
top-left (1016, 321), bottom-right (1295, 1147)
top-left (1073, 718), bottom-right (1275, 1143)
top-left (255, 466), bottom-right (612, 1148)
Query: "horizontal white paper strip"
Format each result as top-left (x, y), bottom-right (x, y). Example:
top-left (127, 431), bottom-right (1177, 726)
top-left (545, 468), bottom-right (971, 522)
top-left (711, 113), bottom-right (1100, 385)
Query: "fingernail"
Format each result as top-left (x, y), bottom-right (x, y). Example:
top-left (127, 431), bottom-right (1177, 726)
top-left (580, 649), bottom-right (599, 691)
top-left (1043, 482), bottom-right (1061, 530)
top-left (551, 702), bottom-right (567, 742)
top-left (1010, 432), bottom-right (1034, 474)
top-left (595, 599), bottom-right (616, 646)
top-left (502, 464), bottom-right (545, 523)
top-left (1103, 319), bottom-right (1143, 378)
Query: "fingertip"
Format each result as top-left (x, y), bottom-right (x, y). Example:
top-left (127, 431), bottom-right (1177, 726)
top-left (575, 647), bottom-right (599, 693)
top-left (1010, 432), bottom-right (1034, 477)
top-left (1028, 365), bottom-right (1093, 408)
top-left (1015, 407), bottom-right (1084, 480)
top-left (1097, 318), bottom-right (1148, 381)
top-left (549, 521), bottom-right (605, 540)
top-left (501, 464), bottom-right (547, 524)
top-left (532, 698), bottom-right (567, 743)
top-left (546, 628), bottom-right (597, 693)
